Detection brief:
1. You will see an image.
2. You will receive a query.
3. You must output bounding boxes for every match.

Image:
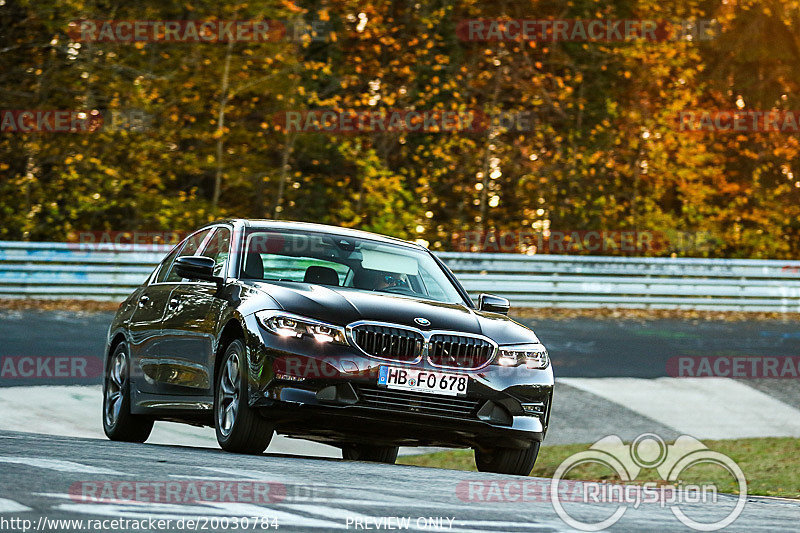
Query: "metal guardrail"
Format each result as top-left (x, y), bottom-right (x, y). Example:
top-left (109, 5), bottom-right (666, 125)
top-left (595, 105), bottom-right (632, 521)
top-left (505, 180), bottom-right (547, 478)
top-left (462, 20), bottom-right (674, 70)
top-left (444, 253), bottom-right (800, 312)
top-left (1, 242), bottom-right (799, 311)
top-left (0, 241), bottom-right (170, 298)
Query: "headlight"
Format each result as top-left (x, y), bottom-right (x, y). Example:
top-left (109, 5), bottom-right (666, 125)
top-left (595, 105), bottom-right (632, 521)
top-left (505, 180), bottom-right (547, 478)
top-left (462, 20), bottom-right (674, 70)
top-left (496, 343), bottom-right (549, 369)
top-left (255, 311), bottom-right (348, 345)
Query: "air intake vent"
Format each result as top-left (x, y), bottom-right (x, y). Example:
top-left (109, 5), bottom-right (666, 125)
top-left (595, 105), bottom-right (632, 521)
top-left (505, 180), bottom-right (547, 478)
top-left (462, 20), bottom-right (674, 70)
top-left (356, 385), bottom-right (481, 419)
top-left (428, 334), bottom-right (495, 369)
top-left (351, 324), bottom-right (423, 363)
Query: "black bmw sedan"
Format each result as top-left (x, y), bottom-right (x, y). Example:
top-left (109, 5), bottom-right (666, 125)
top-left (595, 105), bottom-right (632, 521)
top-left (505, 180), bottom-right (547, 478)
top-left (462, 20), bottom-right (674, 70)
top-left (103, 219), bottom-right (553, 475)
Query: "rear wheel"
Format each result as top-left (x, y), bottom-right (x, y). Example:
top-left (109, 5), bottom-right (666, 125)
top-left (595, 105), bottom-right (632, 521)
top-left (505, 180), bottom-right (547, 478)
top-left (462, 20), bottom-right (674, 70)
top-left (342, 444), bottom-right (399, 463)
top-left (474, 441), bottom-right (540, 476)
top-left (102, 343), bottom-right (153, 442)
top-left (215, 339), bottom-right (273, 454)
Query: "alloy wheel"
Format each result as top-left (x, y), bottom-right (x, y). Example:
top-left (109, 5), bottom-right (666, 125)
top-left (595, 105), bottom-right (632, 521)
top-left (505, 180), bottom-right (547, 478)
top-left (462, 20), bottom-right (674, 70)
top-left (217, 352), bottom-right (240, 437)
top-left (104, 349), bottom-right (127, 427)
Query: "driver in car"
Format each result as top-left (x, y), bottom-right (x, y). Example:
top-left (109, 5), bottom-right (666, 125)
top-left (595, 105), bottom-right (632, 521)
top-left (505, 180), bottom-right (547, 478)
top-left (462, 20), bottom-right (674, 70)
top-left (377, 272), bottom-right (400, 290)
top-left (366, 270), bottom-right (406, 291)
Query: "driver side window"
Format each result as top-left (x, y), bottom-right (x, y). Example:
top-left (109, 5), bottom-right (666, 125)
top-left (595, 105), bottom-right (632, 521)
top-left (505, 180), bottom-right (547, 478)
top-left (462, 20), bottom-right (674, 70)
top-left (154, 245), bottom-right (182, 284)
top-left (199, 227), bottom-right (231, 277)
top-left (161, 229), bottom-right (211, 283)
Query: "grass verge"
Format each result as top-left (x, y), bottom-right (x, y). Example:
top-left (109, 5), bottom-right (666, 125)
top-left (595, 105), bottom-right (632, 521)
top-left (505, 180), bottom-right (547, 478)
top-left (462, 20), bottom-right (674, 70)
top-left (398, 437), bottom-right (800, 499)
top-left (0, 298), bottom-right (120, 312)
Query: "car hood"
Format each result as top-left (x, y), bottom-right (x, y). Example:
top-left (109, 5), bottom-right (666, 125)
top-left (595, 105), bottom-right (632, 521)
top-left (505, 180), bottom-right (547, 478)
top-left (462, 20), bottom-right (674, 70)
top-left (243, 280), bottom-right (539, 345)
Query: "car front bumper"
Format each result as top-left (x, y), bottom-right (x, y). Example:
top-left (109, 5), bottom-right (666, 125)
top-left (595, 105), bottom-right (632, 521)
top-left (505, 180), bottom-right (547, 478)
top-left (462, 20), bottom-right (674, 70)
top-left (242, 313), bottom-right (554, 449)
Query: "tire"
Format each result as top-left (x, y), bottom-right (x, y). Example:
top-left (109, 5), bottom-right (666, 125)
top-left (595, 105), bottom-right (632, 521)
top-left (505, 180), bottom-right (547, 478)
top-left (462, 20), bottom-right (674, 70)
top-left (102, 342), bottom-right (154, 442)
top-left (474, 441), bottom-right (540, 476)
top-left (215, 339), bottom-right (273, 454)
top-left (342, 444), bottom-right (399, 463)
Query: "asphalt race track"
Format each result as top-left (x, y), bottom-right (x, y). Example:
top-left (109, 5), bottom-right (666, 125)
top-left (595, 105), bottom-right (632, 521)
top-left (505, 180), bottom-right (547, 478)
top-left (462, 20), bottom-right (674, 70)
top-left (1, 430), bottom-right (799, 532)
top-left (2, 310), bottom-right (800, 446)
top-left (2, 310), bottom-right (799, 446)
top-left (4, 310), bottom-right (800, 380)
top-left (1, 309), bottom-right (800, 531)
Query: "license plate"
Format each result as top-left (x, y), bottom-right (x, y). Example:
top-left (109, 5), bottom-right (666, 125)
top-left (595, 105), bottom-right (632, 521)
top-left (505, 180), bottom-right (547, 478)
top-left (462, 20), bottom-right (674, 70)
top-left (377, 366), bottom-right (468, 396)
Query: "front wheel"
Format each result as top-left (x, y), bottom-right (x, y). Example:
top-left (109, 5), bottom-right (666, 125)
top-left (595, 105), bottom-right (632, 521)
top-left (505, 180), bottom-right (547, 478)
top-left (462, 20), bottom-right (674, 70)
top-left (215, 339), bottom-right (273, 454)
top-left (342, 444), bottom-right (399, 463)
top-left (474, 441), bottom-right (540, 476)
top-left (102, 343), bottom-right (153, 442)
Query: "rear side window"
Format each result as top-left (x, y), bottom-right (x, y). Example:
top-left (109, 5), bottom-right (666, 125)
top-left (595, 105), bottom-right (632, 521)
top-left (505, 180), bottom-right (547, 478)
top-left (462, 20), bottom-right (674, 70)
top-left (161, 229), bottom-right (211, 283)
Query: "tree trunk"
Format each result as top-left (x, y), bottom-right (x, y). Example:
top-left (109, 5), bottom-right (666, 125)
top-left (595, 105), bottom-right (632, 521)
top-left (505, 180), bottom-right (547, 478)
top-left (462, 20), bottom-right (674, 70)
top-left (211, 41), bottom-right (234, 214)
top-left (272, 131), bottom-right (296, 219)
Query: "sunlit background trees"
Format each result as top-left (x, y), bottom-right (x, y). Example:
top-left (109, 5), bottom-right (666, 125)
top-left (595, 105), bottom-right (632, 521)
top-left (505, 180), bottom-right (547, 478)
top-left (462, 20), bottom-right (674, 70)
top-left (1, 0), bottom-right (798, 258)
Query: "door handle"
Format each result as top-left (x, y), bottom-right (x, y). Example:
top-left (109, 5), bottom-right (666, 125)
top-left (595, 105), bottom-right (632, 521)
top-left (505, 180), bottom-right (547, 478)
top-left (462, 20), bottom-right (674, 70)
top-left (138, 295), bottom-right (150, 308)
top-left (168, 297), bottom-right (180, 309)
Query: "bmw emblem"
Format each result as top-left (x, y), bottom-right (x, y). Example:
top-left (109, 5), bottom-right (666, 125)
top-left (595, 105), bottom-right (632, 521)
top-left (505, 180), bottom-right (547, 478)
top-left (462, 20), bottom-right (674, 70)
top-left (414, 317), bottom-right (431, 326)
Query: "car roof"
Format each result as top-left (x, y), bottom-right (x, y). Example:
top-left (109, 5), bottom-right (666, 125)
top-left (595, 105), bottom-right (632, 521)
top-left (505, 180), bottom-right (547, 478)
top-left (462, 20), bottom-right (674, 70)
top-left (205, 219), bottom-right (426, 250)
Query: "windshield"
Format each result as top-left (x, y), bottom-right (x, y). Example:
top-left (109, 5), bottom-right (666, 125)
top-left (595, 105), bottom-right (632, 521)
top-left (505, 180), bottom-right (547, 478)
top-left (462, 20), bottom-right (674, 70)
top-left (240, 229), bottom-right (465, 305)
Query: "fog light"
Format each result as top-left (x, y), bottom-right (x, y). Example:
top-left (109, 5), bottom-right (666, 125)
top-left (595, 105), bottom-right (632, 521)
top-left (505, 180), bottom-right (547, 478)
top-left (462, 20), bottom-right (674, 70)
top-left (275, 371), bottom-right (305, 382)
top-left (521, 402), bottom-right (545, 416)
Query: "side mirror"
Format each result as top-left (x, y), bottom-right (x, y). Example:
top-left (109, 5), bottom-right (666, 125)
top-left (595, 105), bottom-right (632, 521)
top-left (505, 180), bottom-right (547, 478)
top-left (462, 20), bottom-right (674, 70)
top-left (174, 256), bottom-right (221, 284)
top-left (478, 293), bottom-right (510, 315)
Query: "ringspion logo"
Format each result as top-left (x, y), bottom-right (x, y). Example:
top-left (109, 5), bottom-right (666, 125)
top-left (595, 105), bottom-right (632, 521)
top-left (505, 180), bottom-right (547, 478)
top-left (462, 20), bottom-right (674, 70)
top-left (550, 433), bottom-right (746, 531)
